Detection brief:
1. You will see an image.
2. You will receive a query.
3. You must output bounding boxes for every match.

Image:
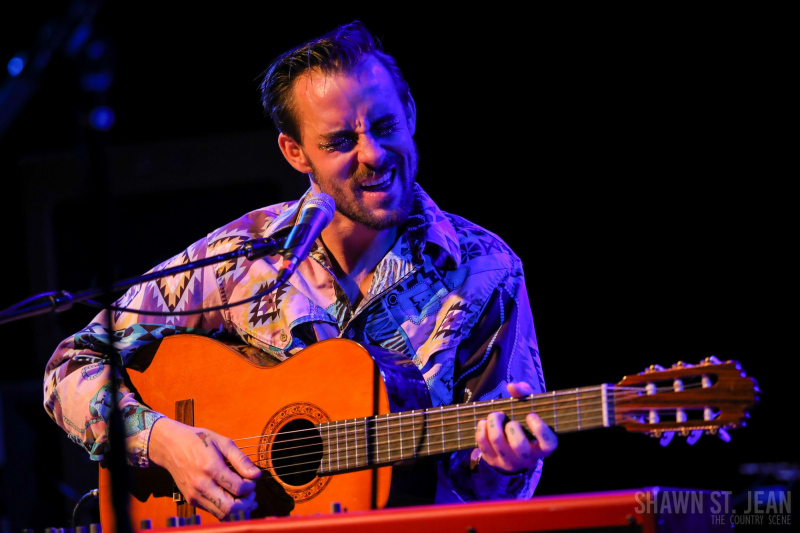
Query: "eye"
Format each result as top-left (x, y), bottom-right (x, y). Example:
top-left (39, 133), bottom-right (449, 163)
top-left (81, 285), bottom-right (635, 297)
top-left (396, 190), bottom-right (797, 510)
top-left (319, 137), bottom-right (356, 153)
top-left (374, 120), bottom-right (400, 136)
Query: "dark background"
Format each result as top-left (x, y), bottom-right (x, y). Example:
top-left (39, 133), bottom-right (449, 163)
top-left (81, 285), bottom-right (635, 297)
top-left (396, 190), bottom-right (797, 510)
top-left (0, 2), bottom-right (794, 531)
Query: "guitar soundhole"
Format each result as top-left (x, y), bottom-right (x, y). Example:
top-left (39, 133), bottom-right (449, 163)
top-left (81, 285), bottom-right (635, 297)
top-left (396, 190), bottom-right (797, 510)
top-left (273, 419), bottom-right (323, 486)
top-left (260, 402), bottom-right (332, 502)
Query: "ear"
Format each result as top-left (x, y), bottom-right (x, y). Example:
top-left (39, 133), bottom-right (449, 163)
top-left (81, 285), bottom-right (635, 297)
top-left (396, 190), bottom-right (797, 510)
top-left (278, 133), bottom-right (313, 173)
top-left (404, 92), bottom-right (417, 136)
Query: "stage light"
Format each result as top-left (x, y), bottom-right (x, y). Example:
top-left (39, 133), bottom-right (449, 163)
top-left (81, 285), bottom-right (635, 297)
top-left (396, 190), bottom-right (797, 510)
top-left (89, 106), bottom-right (115, 131)
top-left (7, 56), bottom-right (26, 77)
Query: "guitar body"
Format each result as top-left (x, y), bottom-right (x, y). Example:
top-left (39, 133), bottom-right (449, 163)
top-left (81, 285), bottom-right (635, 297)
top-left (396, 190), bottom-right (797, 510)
top-left (99, 335), bottom-right (435, 530)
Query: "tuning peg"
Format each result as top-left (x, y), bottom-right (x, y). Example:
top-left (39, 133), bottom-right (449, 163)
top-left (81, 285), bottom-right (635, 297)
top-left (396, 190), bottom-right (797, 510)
top-left (704, 427), bottom-right (733, 442)
top-left (659, 431), bottom-right (675, 447)
top-left (672, 361), bottom-right (692, 368)
top-left (645, 364), bottom-right (665, 373)
top-left (703, 355), bottom-right (721, 365)
top-left (686, 429), bottom-right (702, 445)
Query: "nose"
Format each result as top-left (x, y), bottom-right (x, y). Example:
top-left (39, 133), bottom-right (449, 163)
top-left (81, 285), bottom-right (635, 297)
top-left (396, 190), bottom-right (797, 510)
top-left (356, 134), bottom-right (386, 170)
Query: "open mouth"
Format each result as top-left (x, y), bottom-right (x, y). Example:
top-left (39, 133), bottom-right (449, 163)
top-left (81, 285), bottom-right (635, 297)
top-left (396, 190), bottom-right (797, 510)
top-left (359, 169), bottom-right (395, 192)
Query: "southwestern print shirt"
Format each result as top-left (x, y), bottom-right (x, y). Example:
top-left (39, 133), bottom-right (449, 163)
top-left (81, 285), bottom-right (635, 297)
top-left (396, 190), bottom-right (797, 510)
top-left (44, 184), bottom-right (547, 502)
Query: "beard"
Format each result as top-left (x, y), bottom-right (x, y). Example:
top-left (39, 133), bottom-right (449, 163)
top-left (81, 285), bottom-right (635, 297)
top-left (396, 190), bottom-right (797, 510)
top-left (308, 146), bottom-right (419, 231)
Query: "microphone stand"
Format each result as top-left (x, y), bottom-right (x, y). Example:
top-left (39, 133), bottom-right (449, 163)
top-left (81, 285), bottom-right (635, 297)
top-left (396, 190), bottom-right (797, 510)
top-left (0, 236), bottom-right (287, 325)
top-left (0, 233), bottom-right (287, 531)
top-left (0, 2), bottom-right (288, 529)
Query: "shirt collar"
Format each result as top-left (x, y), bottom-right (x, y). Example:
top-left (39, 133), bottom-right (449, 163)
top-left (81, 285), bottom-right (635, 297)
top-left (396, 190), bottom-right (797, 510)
top-left (263, 184), bottom-right (462, 268)
top-left (262, 190), bottom-right (317, 238)
top-left (412, 184), bottom-right (462, 269)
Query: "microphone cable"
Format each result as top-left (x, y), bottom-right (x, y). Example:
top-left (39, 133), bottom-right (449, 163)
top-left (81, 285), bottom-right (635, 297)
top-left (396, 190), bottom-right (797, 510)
top-left (71, 488), bottom-right (99, 529)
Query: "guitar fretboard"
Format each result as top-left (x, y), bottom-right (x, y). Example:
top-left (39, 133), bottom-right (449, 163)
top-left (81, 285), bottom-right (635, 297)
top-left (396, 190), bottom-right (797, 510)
top-left (317, 385), bottom-right (613, 474)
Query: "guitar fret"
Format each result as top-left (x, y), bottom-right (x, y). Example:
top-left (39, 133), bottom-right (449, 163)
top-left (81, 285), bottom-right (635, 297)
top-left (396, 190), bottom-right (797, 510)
top-left (368, 416), bottom-right (373, 466)
top-left (335, 420), bottom-right (340, 471)
top-left (426, 408), bottom-right (431, 456)
top-left (326, 422), bottom-right (332, 473)
top-left (440, 406), bottom-right (445, 453)
top-left (366, 416), bottom-right (371, 466)
top-left (399, 410), bottom-right (403, 460)
top-left (473, 403), bottom-right (478, 448)
top-left (528, 395), bottom-right (534, 429)
top-left (576, 388), bottom-right (581, 430)
top-left (456, 406), bottom-right (461, 451)
top-left (344, 419), bottom-right (349, 470)
top-left (380, 416), bottom-right (385, 463)
top-left (355, 418), bottom-right (360, 468)
top-left (361, 417), bottom-right (367, 467)
top-left (347, 418), bottom-right (358, 467)
top-left (364, 416), bottom-right (370, 466)
top-left (489, 399), bottom-right (495, 439)
top-left (411, 410), bottom-right (417, 458)
top-left (377, 414), bottom-right (384, 464)
top-left (551, 391), bottom-right (558, 431)
top-left (386, 414), bottom-right (391, 463)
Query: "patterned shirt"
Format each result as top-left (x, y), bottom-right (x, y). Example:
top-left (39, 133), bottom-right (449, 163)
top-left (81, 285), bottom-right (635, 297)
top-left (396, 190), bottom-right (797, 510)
top-left (43, 184), bottom-right (547, 503)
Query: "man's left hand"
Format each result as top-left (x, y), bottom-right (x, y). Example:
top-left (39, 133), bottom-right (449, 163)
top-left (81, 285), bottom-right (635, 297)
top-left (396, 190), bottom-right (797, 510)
top-left (473, 381), bottom-right (558, 474)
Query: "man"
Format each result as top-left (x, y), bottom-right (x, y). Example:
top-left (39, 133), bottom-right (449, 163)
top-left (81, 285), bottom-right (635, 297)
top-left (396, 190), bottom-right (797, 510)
top-left (43, 21), bottom-right (557, 519)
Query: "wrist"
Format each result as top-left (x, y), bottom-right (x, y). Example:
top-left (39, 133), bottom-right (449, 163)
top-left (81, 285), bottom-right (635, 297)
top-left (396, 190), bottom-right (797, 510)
top-left (146, 415), bottom-right (175, 468)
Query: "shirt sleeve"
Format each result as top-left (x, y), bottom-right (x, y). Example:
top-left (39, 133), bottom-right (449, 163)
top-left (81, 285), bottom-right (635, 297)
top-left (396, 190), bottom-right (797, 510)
top-left (447, 258), bottom-right (546, 501)
top-left (42, 236), bottom-right (225, 467)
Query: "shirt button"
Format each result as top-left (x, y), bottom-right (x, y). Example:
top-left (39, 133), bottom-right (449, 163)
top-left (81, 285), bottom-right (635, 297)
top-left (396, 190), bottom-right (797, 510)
top-left (346, 329), bottom-right (355, 338)
top-left (280, 332), bottom-right (288, 342)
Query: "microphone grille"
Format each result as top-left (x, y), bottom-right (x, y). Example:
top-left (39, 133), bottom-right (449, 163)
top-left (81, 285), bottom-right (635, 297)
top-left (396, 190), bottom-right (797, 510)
top-left (305, 192), bottom-right (336, 222)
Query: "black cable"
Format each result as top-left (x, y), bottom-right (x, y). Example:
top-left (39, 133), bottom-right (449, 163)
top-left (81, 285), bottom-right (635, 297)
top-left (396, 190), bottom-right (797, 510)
top-left (0, 235), bottom-right (286, 324)
top-left (0, 292), bottom-right (60, 315)
top-left (71, 488), bottom-right (99, 529)
top-left (78, 280), bottom-right (283, 316)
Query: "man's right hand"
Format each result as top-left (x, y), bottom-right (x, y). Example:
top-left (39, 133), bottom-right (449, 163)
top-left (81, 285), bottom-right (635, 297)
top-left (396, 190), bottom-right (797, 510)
top-left (148, 418), bottom-right (261, 519)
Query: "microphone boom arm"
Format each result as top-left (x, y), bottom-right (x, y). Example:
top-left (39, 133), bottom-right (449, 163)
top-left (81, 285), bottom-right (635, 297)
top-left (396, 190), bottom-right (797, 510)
top-left (0, 235), bottom-right (286, 325)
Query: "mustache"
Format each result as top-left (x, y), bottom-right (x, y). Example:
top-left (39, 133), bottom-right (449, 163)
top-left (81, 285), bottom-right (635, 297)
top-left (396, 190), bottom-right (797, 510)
top-left (351, 162), bottom-right (394, 182)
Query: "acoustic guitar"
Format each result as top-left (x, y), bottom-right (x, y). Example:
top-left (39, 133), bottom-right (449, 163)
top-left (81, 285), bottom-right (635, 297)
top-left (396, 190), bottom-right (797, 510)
top-left (98, 334), bottom-right (759, 530)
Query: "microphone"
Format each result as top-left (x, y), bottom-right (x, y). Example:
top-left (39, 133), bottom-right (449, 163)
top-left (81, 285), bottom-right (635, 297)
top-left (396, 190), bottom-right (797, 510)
top-left (276, 192), bottom-right (335, 283)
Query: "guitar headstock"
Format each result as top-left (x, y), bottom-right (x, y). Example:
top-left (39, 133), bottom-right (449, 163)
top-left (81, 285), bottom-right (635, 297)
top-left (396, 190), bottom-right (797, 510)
top-left (613, 356), bottom-right (759, 445)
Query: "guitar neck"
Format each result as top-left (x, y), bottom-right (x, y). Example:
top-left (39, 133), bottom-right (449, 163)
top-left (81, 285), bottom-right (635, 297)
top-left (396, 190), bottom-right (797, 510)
top-left (318, 385), bottom-right (611, 475)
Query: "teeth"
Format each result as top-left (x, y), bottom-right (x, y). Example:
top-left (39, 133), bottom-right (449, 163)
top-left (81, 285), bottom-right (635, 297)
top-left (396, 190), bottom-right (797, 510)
top-left (362, 173), bottom-right (390, 187)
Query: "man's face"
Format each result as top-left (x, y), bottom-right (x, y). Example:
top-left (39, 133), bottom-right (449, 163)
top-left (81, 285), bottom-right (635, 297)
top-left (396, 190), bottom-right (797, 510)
top-left (288, 55), bottom-right (418, 230)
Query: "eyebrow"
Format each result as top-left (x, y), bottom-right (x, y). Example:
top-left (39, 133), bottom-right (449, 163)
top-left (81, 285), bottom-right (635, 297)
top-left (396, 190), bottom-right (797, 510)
top-left (318, 113), bottom-right (400, 143)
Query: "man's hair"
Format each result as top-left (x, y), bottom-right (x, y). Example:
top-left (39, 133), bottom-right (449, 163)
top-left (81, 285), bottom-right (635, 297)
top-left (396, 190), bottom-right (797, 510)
top-left (259, 20), bottom-right (411, 144)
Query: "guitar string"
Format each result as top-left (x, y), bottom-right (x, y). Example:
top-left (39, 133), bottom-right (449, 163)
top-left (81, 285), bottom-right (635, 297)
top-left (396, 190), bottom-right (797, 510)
top-left (235, 399), bottom-right (615, 454)
top-left (231, 381), bottom-right (700, 447)
top-left (229, 390), bottom-right (617, 458)
top-left (246, 414), bottom-right (664, 479)
top-left (236, 402), bottom-right (613, 464)
top-left (232, 385), bottom-right (710, 470)
top-left (235, 411), bottom-right (717, 476)
top-left (223, 399), bottom-right (618, 475)
top-left (240, 410), bottom-right (667, 479)
top-left (230, 385), bottom-right (625, 444)
top-left (229, 384), bottom-right (719, 476)
top-left (228, 410), bottom-right (617, 478)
